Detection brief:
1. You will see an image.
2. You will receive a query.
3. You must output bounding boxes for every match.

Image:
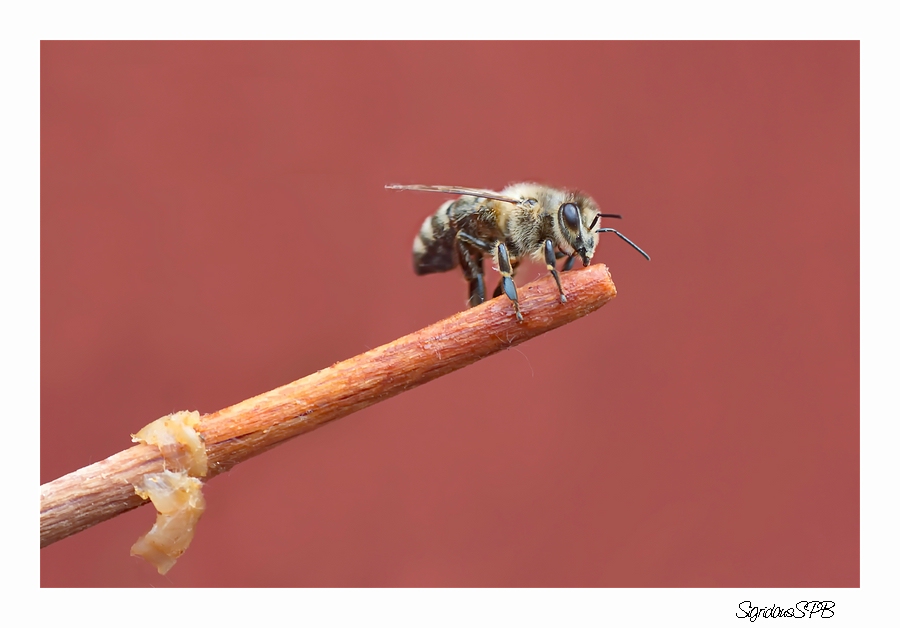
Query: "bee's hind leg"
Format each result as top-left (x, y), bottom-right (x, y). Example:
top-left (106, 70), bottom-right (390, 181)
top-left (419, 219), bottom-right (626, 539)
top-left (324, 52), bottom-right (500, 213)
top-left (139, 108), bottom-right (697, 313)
top-left (457, 232), bottom-right (522, 321)
top-left (457, 244), bottom-right (486, 308)
top-left (457, 231), bottom-right (495, 308)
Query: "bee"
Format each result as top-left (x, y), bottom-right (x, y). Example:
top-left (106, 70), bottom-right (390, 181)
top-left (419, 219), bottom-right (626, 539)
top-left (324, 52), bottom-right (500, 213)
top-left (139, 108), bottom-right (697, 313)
top-left (387, 183), bottom-right (650, 321)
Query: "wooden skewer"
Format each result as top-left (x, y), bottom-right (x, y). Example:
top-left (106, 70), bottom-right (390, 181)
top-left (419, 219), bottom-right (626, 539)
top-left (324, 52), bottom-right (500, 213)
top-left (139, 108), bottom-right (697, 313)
top-left (40, 264), bottom-right (617, 548)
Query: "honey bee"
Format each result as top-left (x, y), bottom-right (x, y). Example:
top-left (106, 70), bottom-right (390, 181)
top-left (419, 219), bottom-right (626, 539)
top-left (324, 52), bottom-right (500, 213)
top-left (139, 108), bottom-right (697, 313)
top-left (387, 183), bottom-right (650, 321)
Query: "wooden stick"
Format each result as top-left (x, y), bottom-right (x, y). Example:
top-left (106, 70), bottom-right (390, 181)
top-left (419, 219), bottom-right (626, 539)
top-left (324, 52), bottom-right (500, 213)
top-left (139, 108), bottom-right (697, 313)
top-left (40, 264), bottom-right (617, 548)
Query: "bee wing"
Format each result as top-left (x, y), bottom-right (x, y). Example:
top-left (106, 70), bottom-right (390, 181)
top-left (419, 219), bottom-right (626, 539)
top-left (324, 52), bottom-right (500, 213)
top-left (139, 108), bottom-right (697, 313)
top-left (385, 184), bottom-right (523, 206)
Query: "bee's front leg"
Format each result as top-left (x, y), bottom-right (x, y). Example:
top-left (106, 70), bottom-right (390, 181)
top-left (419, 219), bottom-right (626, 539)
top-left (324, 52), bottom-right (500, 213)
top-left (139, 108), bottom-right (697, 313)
top-left (544, 240), bottom-right (568, 304)
top-left (554, 251), bottom-right (577, 271)
top-left (495, 242), bottom-right (523, 322)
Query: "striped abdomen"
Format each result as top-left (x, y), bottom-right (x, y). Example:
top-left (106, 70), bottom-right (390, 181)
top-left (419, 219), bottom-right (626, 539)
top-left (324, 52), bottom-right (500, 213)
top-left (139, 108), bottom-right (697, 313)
top-left (412, 200), bottom-right (459, 275)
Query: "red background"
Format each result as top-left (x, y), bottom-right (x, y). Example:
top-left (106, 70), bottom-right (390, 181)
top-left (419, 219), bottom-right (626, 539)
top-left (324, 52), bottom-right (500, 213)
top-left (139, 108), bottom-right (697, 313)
top-left (40, 41), bottom-right (859, 587)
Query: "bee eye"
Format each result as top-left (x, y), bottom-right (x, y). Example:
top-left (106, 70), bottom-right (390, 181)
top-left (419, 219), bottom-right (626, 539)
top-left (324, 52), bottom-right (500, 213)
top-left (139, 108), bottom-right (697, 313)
top-left (561, 203), bottom-right (580, 231)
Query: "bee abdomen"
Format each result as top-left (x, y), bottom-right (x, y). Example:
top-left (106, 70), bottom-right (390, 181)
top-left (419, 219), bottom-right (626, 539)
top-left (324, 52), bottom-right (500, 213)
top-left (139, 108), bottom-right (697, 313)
top-left (412, 201), bottom-right (459, 275)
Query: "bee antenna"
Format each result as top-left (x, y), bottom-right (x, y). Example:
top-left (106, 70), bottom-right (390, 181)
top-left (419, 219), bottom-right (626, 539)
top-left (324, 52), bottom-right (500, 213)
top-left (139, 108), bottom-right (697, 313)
top-left (595, 228), bottom-right (651, 261)
top-left (588, 213), bottom-right (623, 230)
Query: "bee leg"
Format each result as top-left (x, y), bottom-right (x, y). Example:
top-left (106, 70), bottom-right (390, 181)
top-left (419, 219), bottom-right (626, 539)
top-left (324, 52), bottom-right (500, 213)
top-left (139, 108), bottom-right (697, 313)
top-left (457, 231), bottom-right (493, 254)
top-left (542, 240), bottom-right (567, 303)
top-left (469, 275), bottom-right (486, 307)
top-left (495, 242), bottom-right (523, 322)
top-left (457, 243), bottom-right (486, 307)
top-left (457, 231), bottom-right (522, 319)
top-left (491, 258), bottom-right (520, 299)
top-left (553, 251), bottom-right (576, 270)
top-left (456, 231), bottom-right (493, 307)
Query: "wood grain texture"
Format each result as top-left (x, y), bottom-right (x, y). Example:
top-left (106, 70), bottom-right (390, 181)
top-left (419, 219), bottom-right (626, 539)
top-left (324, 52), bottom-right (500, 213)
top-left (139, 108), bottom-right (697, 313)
top-left (40, 264), bottom-right (617, 547)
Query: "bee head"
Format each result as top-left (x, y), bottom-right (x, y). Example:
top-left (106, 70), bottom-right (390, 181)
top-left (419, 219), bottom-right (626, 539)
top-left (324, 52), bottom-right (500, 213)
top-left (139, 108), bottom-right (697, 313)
top-left (557, 199), bottom-right (599, 266)
top-left (556, 195), bottom-right (650, 263)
